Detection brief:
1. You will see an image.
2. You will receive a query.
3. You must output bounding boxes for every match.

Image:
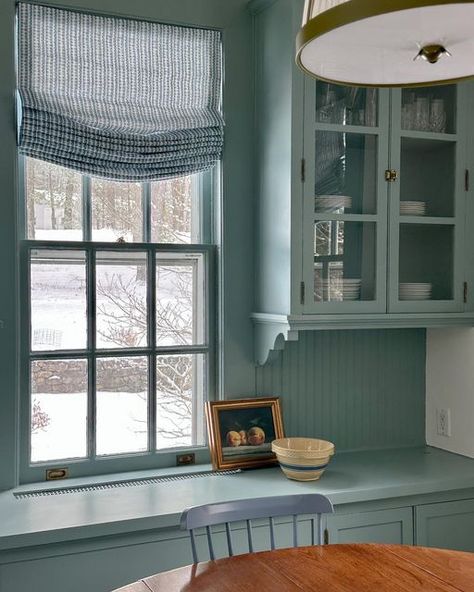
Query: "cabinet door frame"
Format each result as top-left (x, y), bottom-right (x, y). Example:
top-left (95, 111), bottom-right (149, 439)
top-left (301, 81), bottom-right (390, 314)
top-left (415, 498), bottom-right (474, 551)
top-left (326, 507), bottom-right (414, 545)
top-left (387, 86), bottom-right (468, 314)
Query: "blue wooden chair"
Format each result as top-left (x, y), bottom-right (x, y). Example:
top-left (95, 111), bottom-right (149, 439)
top-left (180, 493), bottom-right (334, 562)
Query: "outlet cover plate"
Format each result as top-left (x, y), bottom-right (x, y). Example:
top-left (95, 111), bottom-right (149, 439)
top-left (436, 408), bottom-right (451, 437)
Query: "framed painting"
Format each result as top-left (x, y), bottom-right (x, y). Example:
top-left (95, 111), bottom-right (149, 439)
top-left (205, 397), bottom-right (284, 470)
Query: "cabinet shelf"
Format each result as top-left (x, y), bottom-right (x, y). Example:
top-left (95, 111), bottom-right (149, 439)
top-left (400, 130), bottom-right (457, 142)
top-left (314, 213), bottom-right (378, 223)
top-left (315, 122), bottom-right (380, 135)
top-left (397, 216), bottom-right (456, 225)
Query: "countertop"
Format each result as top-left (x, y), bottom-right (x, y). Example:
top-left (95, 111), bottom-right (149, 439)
top-left (1, 446), bottom-right (474, 552)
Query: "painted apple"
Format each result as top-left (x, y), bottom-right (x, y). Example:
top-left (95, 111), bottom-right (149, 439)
top-left (247, 426), bottom-right (265, 446)
top-left (226, 431), bottom-right (242, 447)
top-left (239, 430), bottom-right (247, 445)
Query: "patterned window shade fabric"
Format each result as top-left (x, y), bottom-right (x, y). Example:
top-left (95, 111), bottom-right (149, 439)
top-left (17, 3), bottom-right (224, 181)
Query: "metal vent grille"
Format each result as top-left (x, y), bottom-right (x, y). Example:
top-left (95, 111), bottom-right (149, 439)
top-left (14, 469), bottom-right (241, 499)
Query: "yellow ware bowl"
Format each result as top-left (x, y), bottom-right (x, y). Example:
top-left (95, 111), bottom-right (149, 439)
top-left (272, 437), bottom-right (335, 482)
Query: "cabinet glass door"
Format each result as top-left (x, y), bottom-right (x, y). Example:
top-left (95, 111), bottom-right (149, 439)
top-left (389, 85), bottom-right (466, 312)
top-left (303, 82), bottom-right (389, 312)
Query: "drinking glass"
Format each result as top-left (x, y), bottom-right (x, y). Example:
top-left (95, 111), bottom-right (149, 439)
top-left (430, 99), bottom-right (446, 133)
top-left (414, 97), bottom-right (430, 131)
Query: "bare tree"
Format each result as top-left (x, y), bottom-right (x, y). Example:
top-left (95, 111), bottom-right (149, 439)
top-left (31, 399), bottom-right (51, 434)
top-left (96, 266), bottom-right (194, 444)
top-left (25, 158), bottom-right (82, 238)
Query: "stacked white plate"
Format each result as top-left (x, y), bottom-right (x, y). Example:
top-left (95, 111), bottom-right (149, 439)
top-left (399, 282), bottom-right (432, 300)
top-left (315, 195), bottom-right (352, 212)
top-left (319, 278), bottom-right (361, 301)
top-left (400, 201), bottom-right (426, 216)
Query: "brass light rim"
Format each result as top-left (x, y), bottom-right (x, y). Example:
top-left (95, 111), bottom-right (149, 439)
top-left (296, 0), bottom-right (474, 88)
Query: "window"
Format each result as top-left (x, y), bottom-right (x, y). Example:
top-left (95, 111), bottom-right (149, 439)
top-left (17, 4), bottom-right (223, 482)
top-left (21, 157), bottom-right (216, 480)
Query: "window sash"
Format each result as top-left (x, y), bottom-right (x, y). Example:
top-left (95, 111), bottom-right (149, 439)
top-left (20, 158), bottom-right (214, 246)
top-left (20, 240), bottom-right (216, 482)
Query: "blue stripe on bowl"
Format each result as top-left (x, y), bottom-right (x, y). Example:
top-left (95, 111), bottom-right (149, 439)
top-left (278, 462), bottom-right (328, 471)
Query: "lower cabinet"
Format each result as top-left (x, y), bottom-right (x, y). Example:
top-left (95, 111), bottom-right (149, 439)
top-left (326, 508), bottom-right (414, 545)
top-left (0, 529), bottom-right (194, 592)
top-left (415, 498), bottom-right (474, 551)
top-left (3, 499), bottom-right (474, 592)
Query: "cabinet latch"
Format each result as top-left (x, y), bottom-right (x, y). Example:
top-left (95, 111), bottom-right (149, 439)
top-left (323, 528), bottom-right (329, 545)
top-left (385, 169), bottom-right (398, 182)
top-left (300, 281), bottom-right (305, 305)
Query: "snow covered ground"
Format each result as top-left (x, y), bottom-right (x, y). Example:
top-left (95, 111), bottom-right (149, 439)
top-left (32, 391), bottom-right (193, 462)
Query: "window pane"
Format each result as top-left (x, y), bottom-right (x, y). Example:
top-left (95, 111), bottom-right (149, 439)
top-left (96, 356), bottom-right (148, 456)
top-left (156, 354), bottom-right (206, 449)
top-left (25, 157), bottom-right (82, 240)
top-left (96, 251), bottom-right (148, 349)
top-left (156, 253), bottom-right (205, 346)
top-left (30, 249), bottom-right (87, 351)
top-left (151, 175), bottom-right (199, 244)
top-left (31, 359), bottom-right (87, 462)
top-left (91, 178), bottom-right (143, 242)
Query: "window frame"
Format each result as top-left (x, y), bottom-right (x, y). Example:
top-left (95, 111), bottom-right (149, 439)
top-left (19, 159), bottom-right (218, 484)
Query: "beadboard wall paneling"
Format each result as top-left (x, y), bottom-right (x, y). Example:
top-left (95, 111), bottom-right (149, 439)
top-left (256, 329), bottom-right (426, 451)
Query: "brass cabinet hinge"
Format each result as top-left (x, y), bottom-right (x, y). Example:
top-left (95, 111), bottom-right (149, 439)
top-left (301, 158), bottom-right (306, 183)
top-left (324, 528), bottom-right (329, 545)
top-left (385, 169), bottom-right (398, 182)
top-left (300, 281), bottom-right (305, 305)
top-left (465, 169), bottom-right (470, 192)
top-left (464, 281), bottom-right (468, 304)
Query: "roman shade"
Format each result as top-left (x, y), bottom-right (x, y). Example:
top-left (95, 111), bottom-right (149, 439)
top-left (303, 0), bottom-right (351, 22)
top-left (17, 3), bottom-right (224, 181)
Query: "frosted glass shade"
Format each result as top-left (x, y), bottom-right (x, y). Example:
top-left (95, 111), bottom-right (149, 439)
top-left (297, 0), bottom-right (474, 87)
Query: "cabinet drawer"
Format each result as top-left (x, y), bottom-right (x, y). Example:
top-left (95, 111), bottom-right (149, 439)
top-left (327, 507), bottom-right (413, 545)
top-left (416, 498), bottom-right (474, 551)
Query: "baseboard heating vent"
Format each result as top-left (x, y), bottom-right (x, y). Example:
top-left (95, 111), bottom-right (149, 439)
top-left (14, 469), bottom-right (241, 499)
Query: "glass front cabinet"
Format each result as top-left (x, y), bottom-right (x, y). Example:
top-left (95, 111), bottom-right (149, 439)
top-left (251, 0), bottom-right (474, 364)
top-left (302, 80), bottom-right (470, 315)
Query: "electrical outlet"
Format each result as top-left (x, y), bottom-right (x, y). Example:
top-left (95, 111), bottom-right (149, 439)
top-left (436, 408), bottom-right (451, 437)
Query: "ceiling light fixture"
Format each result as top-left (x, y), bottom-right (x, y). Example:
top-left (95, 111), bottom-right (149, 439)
top-left (296, 0), bottom-right (474, 87)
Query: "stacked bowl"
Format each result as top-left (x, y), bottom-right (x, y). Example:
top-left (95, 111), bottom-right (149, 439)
top-left (272, 438), bottom-right (335, 481)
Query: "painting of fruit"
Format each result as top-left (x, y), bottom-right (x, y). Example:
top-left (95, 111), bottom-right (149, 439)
top-left (205, 397), bottom-right (284, 470)
top-left (216, 404), bottom-right (278, 460)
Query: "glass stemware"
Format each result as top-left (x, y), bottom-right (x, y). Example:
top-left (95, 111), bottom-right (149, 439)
top-left (414, 97), bottom-right (430, 131)
top-left (430, 99), bottom-right (446, 133)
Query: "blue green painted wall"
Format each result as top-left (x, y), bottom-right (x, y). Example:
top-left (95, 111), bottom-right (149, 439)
top-left (0, 0), bottom-right (429, 491)
top-left (256, 329), bottom-right (426, 451)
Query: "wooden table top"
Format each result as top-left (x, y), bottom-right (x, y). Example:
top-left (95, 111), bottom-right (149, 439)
top-left (117, 544), bottom-right (474, 592)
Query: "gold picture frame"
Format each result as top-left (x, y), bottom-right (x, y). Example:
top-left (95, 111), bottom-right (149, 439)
top-left (205, 397), bottom-right (284, 471)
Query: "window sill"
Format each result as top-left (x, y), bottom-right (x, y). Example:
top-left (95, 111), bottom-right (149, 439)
top-left (2, 447), bottom-right (474, 553)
